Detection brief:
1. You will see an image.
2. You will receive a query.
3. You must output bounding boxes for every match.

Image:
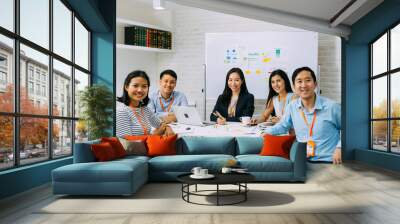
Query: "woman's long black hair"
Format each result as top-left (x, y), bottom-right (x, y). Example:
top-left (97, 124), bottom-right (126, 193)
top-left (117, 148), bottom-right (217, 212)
top-left (266, 69), bottom-right (293, 107)
top-left (220, 67), bottom-right (249, 105)
top-left (117, 70), bottom-right (150, 107)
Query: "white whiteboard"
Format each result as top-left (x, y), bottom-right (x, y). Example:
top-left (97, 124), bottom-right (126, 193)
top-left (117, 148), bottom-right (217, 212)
top-left (205, 32), bottom-right (318, 99)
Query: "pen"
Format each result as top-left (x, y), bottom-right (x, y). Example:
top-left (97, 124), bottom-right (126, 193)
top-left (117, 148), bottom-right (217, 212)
top-left (213, 111), bottom-right (224, 120)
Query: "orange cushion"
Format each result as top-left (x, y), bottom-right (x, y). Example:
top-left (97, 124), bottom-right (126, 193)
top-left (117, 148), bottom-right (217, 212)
top-left (124, 135), bottom-right (148, 141)
top-left (260, 134), bottom-right (296, 159)
top-left (146, 135), bottom-right (177, 157)
top-left (101, 137), bottom-right (126, 158)
top-left (91, 142), bottom-right (117, 162)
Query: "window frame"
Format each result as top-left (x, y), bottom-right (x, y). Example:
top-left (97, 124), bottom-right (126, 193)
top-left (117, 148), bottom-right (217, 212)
top-left (370, 21), bottom-right (400, 154)
top-left (0, 0), bottom-right (92, 171)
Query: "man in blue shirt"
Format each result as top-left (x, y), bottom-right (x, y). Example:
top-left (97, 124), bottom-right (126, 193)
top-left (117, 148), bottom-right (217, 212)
top-left (263, 67), bottom-right (342, 164)
top-left (148, 69), bottom-right (188, 123)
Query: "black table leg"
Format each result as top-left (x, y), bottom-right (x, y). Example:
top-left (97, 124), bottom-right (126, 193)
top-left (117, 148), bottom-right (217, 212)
top-left (217, 184), bottom-right (219, 206)
top-left (245, 183), bottom-right (247, 201)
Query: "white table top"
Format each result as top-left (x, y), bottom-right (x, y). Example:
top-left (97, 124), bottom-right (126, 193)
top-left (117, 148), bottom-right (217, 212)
top-left (169, 122), bottom-right (263, 137)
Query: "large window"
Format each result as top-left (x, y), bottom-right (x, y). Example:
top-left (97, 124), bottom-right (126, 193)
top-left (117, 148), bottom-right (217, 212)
top-left (370, 23), bottom-right (400, 154)
top-left (0, 0), bottom-right (91, 170)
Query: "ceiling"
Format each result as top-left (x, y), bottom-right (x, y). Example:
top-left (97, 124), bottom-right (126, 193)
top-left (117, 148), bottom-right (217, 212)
top-left (137, 0), bottom-right (385, 37)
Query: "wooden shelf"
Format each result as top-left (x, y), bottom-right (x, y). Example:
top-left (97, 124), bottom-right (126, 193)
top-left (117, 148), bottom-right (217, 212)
top-left (116, 44), bottom-right (174, 53)
top-left (116, 18), bottom-right (173, 32)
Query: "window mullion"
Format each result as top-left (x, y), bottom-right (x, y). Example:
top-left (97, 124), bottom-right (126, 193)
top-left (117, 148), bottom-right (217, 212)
top-left (71, 11), bottom-right (76, 153)
top-left (49, 0), bottom-right (54, 160)
top-left (14, 0), bottom-right (20, 167)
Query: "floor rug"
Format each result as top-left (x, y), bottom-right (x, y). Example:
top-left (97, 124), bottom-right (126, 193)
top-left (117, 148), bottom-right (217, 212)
top-left (38, 183), bottom-right (361, 214)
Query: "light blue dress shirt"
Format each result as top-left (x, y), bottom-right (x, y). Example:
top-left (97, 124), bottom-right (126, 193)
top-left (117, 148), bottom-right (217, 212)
top-left (148, 90), bottom-right (189, 118)
top-left (264, 94), bottom-right (341, 162)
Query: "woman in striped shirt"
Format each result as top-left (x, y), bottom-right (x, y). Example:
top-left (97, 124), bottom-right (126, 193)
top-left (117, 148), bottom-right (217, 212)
top-left (116, 70), bottom-right (173, 137)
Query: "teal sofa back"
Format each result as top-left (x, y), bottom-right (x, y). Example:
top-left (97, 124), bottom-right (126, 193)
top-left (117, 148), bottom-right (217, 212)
top-left (176, 136), bottom-right (236, 155)
top-left (235, 136), bottom-right (263, 154)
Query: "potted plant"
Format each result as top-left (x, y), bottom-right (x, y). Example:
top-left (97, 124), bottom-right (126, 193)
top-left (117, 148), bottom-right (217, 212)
top-left (79, 84), bottom-right (114, 140)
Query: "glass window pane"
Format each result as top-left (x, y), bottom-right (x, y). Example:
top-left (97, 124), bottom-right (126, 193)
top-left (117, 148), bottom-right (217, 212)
top-left (20, 44), bottom-right (49, 115)
top-left (372, 77), bottom-right (387, 119)
top-left (372, 33), bottom-right (387, 76)
top-left (20, 0), bottom-right (49, 49)
top-left (53, 0), bottom-right (72, 60)
top-left (0, 34), bottom-right (14, 112)
top-left (74, 69), bottom-right (89, 118)
top-left (75, 18), bottom-right (89, 70)
top-left (372, 121), bottom-right (388, 151)
top-left (20, 117), bottom-right (49, 165)
top-left (0, 116), bottom-right (14, 170)
top-left (53, 59), bottom-right (72, 117)
top-left (391, 24), bottom-right (400, 70)
top-left (75, 120), bottom-right (88, 143)
top-left (53, 119), bottom-right (72, 158)
top-left (392, 72), bottom-right (400, 118)
top-left (391, 120), bottom-right (400, 153)
top-left (0, 0), bottom-right (14, 31)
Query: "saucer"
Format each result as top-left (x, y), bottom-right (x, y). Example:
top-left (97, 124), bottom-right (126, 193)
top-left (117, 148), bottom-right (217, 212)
top-left (190, 174), bottom-right (215, 179)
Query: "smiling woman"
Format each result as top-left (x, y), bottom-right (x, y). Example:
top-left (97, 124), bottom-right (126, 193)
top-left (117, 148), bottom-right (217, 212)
top-left (210, 67), bottom-right (255, 124)
top-left (116, 70), bottom-right (174, 137)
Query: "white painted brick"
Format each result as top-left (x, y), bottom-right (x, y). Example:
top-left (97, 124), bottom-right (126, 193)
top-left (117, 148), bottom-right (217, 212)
top-left (156, 6), bottom-right (341, 118)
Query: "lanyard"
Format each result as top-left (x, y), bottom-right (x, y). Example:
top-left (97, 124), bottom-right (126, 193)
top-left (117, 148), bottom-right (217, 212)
top-left (159, 95), bottom-right (174, 112)
top-left (300, 109), bottom-right (317, 137)
top-left (133, 107), bottom-right (148, 135)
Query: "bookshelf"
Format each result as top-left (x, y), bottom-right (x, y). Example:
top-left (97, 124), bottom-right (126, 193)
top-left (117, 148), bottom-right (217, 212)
top-left (116, 18), bottom-right (174, 53)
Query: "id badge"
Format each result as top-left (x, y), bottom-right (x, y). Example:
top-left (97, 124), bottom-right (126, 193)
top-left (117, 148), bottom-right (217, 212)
top-left (306, 140), bottom-right (316, 158)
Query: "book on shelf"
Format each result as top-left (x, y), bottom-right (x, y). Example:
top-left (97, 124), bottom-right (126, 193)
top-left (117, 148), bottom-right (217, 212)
top-left (124, 25), bottom-right (172, 50)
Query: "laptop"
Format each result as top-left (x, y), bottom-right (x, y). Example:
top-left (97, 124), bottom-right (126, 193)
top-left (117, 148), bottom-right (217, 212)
top-left (174, 106), bottom-right (215, 126)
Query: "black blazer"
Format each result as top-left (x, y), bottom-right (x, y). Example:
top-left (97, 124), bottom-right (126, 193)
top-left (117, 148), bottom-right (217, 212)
top-left (210, 92), bottom-right (255, 122)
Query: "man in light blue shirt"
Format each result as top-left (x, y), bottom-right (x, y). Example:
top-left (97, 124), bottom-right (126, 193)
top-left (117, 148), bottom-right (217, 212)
top-left (263, 67), bottom-right (342, 164)
top-left (148, 69), bottom-right (188, 123)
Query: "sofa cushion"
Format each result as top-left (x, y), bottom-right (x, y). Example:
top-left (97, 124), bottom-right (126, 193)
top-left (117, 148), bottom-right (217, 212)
top-left (91, 142), bottom-right (118, 162)
top-left (52, 159), bottom-right (147, 183)
top-left (235, 137), bottom-right (263, 155)
top-left (148, 154), bottom-right (235, 172)
top-left (260, 134), bottom-right (296, 159)
top-left (236, 155), bottom-right (293, 172)
top-left (177, 136), bottom-right (236, 155)
top-left (119, 138), bottom-right (147, 156)
top-left (147, 134), bottom-right (177, 157)
top-left (101, 137), bottom-right (127, 158)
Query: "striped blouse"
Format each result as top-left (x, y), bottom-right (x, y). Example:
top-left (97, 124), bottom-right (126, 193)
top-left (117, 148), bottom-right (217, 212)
top-left (116, 102), bottom-right (162, 137)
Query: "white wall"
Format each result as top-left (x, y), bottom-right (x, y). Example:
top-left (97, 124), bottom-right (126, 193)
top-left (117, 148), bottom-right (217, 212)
top-left (156, 6), bottom-right (342, 120)
top-left (116, 2), bottom-right (342, 119)
top-left (116, 49), bottom-right (158, 97)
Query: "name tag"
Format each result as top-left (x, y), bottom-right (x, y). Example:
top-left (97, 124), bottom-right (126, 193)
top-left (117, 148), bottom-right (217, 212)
top-left (307, 140), bottom-right (316, 158)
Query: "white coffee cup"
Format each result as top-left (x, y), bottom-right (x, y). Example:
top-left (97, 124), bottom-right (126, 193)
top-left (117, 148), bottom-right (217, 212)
top-left (240, 116), bottom-right (251, 125)
top-left (191, 167), bottom-right (202, 176)
top-left (199, 169), bottom-right (208, 176)
top-left (221, 167), bottom-right (232, 174)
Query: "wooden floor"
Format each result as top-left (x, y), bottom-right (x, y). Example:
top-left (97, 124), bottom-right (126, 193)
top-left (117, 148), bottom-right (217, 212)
top-left (1, 162), bottom-right (400, 224)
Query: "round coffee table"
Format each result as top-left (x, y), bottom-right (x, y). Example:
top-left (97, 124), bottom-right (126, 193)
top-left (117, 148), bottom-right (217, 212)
top-left (177, 173), bottom-right (255, 206)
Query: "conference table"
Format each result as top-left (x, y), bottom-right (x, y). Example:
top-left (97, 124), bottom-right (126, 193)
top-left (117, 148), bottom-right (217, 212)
top-left (168, 122), bottom-right (265, 137)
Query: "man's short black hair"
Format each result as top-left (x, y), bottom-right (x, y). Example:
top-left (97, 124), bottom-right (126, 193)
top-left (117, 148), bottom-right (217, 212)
top-left (292, 67), bottom-right (317, 84)
top-left (160, 69), bottom-right (177, 80)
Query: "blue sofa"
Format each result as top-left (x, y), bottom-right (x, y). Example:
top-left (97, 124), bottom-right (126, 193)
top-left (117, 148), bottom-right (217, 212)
top-left (52, 136), bottom-right (306, 195)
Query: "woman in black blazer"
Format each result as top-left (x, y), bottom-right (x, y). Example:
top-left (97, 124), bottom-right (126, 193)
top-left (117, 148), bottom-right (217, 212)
top-left (210, 68), bottom-right (255, 124)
